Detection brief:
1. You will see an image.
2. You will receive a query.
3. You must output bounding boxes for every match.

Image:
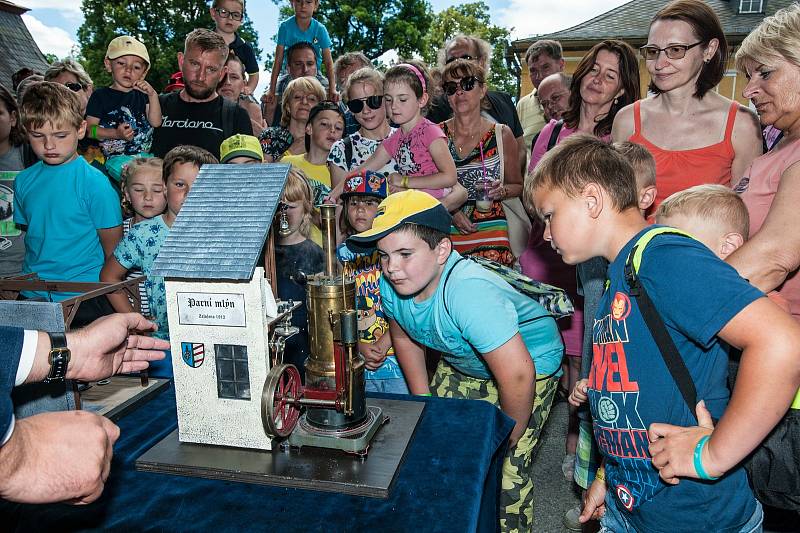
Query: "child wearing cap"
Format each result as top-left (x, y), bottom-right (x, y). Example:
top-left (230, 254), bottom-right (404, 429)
top-left (85, 35), bottom-right (162, 172)
top-left (336, 170), bottom-right (408, 393)
top-left (346, 189), bottom-right (564, 531)
top-left (220, 133), bottom-right (264, 164)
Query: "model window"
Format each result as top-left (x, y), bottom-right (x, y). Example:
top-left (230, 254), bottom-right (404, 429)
top-left (215, 344), bottom-right (251, 400)
top-left (739, 0), bottom-right (763, 13)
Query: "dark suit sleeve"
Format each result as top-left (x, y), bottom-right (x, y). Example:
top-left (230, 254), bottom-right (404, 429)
top-left (0, 327), bottom-right (24, 441)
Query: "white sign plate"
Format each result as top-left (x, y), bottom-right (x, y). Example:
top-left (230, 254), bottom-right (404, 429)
top-left (177, 292), bottom-right (247, 327)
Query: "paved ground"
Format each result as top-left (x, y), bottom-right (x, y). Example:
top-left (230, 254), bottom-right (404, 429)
top-left (531, 399), bottom-right (584, 532)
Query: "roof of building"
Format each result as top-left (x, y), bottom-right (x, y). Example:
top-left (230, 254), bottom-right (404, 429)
top-left (151, 164), bottom-right (291, 280)
top-left (513, 0), bottom-right (795, 52)
top-left (0, 1), bottom-right (50, 90)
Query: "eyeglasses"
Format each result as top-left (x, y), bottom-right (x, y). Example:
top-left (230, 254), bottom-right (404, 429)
top-left (639, 42), bottom-right (704, 61)
top-left (63, 82), bottom-right (83, 92)
top-left (214, 7), bottom-right (243, 21)
top-left (346, 95), bottom-right (383, 114)
top-left (442, 76), bottom-right (480, 96)
top-left (541, 91), bottom-right (568, 109)
top-left (445, 54), bottom-right (474, 65)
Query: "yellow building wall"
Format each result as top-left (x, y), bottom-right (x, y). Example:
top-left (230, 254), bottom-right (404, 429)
top-left (518, 49), bottom-right (749, 106)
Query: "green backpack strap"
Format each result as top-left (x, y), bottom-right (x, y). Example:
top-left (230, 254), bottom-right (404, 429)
top-left (623, 226), bottom-right (699, 419)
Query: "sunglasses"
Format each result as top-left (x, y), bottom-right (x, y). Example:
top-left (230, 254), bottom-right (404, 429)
top-left (639, 41), bottom-right (703, 61)
top-left (346, 95), bottom-right (384, 114)
top-left (63, 82), bottom-right (83, 92)
top-left (214, 7), bottom-right (243, 21)
top-left (442, 76), bottom-right (480, 96)
top-left (445, 54), bottom-right (474, 65)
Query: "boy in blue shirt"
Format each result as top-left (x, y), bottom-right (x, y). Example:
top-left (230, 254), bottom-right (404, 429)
top-left (210, 0), bottom-right (260, 95)
top-left (14, 82), bottom-right (122, 316)
top-left (347, 189), bottom-right (564, 532)
top-left (527, 134), bottom-right (800, 532)
top-left (266, 0), bottom-right (336, 104)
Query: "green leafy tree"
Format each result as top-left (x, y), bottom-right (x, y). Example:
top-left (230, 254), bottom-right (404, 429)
top-left (78, 0), bottom-right (260, 91)
top-left (421, 2), bottom-right (519, 96)
top-left (271, 0), bottom-right (432, 61)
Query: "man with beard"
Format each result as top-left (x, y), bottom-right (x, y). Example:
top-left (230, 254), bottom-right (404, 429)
top-left (152, 29), bottom-right (250, 159)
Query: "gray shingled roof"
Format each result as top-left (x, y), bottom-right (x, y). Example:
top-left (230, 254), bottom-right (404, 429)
top-left (151, 164), bottom-right (291, 280)
top-left (0, 1), bottom-right (50, 90)
top-left (513, 0), bottom-right (795, 50)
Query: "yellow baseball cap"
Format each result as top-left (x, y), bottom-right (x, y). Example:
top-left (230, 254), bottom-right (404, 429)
top-left (347, 189), bottom-right (452, 245)
top-left (107, 35), bottom-right (150, 65)
top-left (220, 134), bottom-right (264, 163)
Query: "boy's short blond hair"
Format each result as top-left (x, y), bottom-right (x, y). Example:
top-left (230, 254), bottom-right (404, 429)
top-left (19, 81), bottom-right (83, 131)
top-left (526, 134), bottom-right (638, 214)
top-left (162, 145), bottom-right (218, 183)
top-left (613, 141), bottom-right (656, 189)
top-left (656, 184), bottom-right (750, 237)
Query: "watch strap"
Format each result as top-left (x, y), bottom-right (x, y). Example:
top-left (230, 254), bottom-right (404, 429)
top-left (44, 331), bottom-right (70, 383)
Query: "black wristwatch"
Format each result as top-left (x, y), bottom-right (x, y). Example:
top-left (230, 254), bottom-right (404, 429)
top-left (43, 331), bottom-right (70, 383)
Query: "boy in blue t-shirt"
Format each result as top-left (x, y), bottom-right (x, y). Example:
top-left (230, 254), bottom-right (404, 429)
top-left (85, 36), bottom-right (162, 164)
top-left (347, 189), bottom-right (564, 532)
top-left (266, 0), bottom-right (336, 104)
top-left (14, 82), bottom-right (122, 305)
top-left (210, 0), bottom-right (260, 94)
top-left (527, 134), bottom-right (800, 533)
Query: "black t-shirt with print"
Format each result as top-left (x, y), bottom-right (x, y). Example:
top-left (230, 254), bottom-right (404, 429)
top-left (152, 92), bottom-right (250, 159)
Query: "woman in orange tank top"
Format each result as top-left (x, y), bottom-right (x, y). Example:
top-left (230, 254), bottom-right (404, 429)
top-left (612, 0), bottom-right (762, 216)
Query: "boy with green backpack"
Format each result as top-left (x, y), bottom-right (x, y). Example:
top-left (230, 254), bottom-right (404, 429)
top-left (527, 134), bottom-right (800, 532)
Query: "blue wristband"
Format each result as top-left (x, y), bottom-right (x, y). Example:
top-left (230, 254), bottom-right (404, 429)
top-left (693, 435), bottom-right (719, 480)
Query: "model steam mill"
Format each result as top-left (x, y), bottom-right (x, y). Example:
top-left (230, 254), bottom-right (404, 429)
top-left (263, 203), bottom-right (387, 453)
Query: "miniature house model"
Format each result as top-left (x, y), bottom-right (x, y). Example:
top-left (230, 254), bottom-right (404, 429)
top-left (151, 163), bottom-right (290, 451)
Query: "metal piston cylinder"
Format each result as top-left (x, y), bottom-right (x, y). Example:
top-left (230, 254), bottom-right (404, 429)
top-left (304, 205), bottom-right (367, 429)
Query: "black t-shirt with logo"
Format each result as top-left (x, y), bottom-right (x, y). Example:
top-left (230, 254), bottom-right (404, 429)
top-left (152, 93), bottom-right (250, 159)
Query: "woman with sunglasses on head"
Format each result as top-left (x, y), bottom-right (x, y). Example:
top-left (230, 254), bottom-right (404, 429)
top-left (438, 59), bottom-right (524, 269)
top-left (328, 67), bottom-right (399, 191)
top-left (612, 0), bottom-right (762, 216)
top-left (428, 34), bottom-right (527, 175)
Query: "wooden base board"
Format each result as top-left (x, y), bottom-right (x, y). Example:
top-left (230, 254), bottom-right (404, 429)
top-left (135, 398), bottom-right (424, 498)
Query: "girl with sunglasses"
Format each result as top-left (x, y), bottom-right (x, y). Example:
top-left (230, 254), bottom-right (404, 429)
top-left (328, 68), bottom-right (399, 192)
top-left (612, 0), bottom-right (762, 216)
top-left (354, 60), bottom-right (457, 200)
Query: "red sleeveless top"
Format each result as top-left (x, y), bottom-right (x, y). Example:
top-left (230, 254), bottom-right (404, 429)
top-left (630, 100), bottom-right (739, 214)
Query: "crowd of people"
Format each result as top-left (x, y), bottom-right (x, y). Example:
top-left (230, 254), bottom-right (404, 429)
top-left (2, 0), bottom-right (800, 531)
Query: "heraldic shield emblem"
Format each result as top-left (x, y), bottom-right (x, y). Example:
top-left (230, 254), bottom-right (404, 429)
top-left (181, 342), bottom-right (205, 368)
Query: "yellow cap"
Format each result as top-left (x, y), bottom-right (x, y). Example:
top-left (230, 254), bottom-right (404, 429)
top-left (106, 35), bottom-right (150, 65)
top-left (347, 189), bottom-right (452, 245)
top-left (220, 134), bottom-right (264, 163)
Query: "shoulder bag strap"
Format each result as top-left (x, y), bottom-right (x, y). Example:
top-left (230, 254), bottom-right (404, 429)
top-left (624, 228), bottom-right (698, 418)
top-left (343, 135), bottom-right (354, 170)
top-left (546, 120), bottom-right (564, 151)
top-left (494, 123), bottom-right (504, 182)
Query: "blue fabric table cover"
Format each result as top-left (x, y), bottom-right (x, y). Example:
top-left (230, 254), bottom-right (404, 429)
top-left (3, 386), bottom-right (514, 532)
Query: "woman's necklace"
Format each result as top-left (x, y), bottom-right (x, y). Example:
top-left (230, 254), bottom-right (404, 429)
top-left (452, 119), bottom-right (488, 155)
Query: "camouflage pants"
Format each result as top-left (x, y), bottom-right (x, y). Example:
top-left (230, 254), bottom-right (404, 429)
top-left (430, 360), bottom-right (558, 533)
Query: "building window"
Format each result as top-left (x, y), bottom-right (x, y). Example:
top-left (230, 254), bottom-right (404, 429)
top-left (215, 344), bottom-right (251, 400)
top-left (739, 0), bottom-right (763, 13)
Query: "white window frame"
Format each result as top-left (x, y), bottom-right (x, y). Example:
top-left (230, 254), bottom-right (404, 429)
top-left (739, 0), bottom-right (764, 14)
